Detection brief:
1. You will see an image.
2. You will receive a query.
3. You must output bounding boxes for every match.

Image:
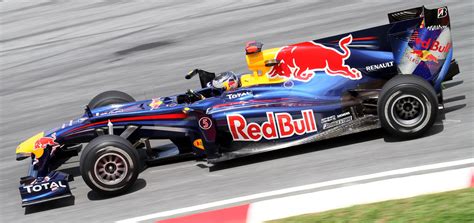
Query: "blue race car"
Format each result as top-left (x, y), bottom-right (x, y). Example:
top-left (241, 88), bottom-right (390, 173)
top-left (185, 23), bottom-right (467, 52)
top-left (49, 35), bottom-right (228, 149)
top-left (15, 5), bottom-right (459, 206)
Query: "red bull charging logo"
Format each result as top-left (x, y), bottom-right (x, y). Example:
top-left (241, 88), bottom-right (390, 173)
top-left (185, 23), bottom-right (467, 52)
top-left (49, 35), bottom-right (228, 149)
top-left (34, 133), bottom-right (60, 155)
top-left (410, 50), bottom-right (438, 63)
top-left (267, 34), bottom-right (362, 82)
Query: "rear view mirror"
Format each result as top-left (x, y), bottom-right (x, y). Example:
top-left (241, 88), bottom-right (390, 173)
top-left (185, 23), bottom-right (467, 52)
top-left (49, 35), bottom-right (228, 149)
top-left (265, 59), bottom-right (280, 67)
top-left (245, 41), bottom-right (263, 54)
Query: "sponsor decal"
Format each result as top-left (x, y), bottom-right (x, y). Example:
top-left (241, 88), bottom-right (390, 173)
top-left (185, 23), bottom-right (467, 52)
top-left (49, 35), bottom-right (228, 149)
top-left (365, 61), bottom-right (394, 72)
top-left (414, 38), bottom-right (451, 53)
top-left (23, 181), bottom-right (67, 193)
top-left (149, 98), bottom-right (163, 110)
top-left (426, 25), bottom-right (447, 31)
top-left (193, 139), bottom-right (205, 150)
top-left (283, 80), bottom-right (294, 89)
top-left (410, 50), bottom-right (438, 63)
top-left (322, 112), bottom-right (353, 130)
top-left (34, 133), bottom-right (60, 155)
top-left (225, 90), bottom-right (252, 100)
top-left (78, 117), bottom-right (88, 123)
top-left (199, 117), bottom-right (212, 130)
top-left (95, 109), bottom-right (124, 117)
top-left (167, 102), bottom-right (178, 107)
top-left (267, 35), bottom-right (362, 82)
top-left (405, 37), bottom-right (451, 64)
top-left (227, 110), bottom-right (317, 141)
top-left (321, 115), bottom-right (336, 124)
top-left (437, 7), bottom-right (448, 18)
top-left (62, 119), bottom-right (83, 129)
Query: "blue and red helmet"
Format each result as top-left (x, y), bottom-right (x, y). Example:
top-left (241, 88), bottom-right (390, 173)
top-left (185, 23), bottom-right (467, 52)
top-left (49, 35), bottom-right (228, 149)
top-left (212, 71), bottom-right (239, 91)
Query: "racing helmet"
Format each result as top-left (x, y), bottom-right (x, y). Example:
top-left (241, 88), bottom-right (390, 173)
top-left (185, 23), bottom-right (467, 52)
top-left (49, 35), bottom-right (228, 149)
top-left (211, 71), bottom-right (239, 91)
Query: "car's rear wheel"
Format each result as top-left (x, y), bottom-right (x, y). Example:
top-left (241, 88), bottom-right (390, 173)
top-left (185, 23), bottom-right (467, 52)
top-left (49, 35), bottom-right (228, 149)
top-left (377, 75), bottom-right (438, 139)
top-left (80, 135), bottom-right (139, 195)
top-left (88, 90), bottom-right (135, 109)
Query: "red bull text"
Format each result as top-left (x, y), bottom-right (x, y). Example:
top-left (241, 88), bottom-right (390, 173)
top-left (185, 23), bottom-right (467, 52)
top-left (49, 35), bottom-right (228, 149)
top-left (226, 110), bottom-right (317, 141)
top-left (415, 37), bottom-right (451, 53)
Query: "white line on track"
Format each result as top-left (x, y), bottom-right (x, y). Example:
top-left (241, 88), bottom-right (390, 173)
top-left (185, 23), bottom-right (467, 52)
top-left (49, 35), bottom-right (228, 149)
top-left (148, 164), bottom-right (195, 173)
top-left (434, 119), bottom-right (462, 126)
top-left (116, 158), bottom-right (474, 223)
top-left (247, 167), bottom-right (473, 222)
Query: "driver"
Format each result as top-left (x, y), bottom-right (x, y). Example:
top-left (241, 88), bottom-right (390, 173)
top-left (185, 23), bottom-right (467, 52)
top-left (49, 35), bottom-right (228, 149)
top-left (210, 71), bottom-right (240, 91)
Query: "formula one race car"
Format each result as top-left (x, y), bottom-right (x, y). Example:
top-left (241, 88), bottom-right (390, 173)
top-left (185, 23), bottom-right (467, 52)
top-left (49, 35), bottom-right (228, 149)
top-left (15, 5), bottom-right (459, 206)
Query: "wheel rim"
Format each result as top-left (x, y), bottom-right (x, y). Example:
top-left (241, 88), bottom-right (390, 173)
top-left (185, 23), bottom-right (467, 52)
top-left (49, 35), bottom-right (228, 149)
top-left (390, 94), bottom-right (426, 128)
top-left (94, 148), bottom-right (129, 185)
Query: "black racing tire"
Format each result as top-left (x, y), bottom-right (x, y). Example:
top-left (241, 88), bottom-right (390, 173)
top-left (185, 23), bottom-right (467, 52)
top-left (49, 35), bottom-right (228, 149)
top-left (80, 135), bottom-right (140, 195)
top-left (377, 75), bottom-right (438, 139)
top-left (88, 90), bottom-right (135, 109)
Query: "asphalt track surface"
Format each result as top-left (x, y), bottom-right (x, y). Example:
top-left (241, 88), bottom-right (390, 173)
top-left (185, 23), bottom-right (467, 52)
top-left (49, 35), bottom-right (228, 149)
top-left (0, 1), bottom-right (473, 222)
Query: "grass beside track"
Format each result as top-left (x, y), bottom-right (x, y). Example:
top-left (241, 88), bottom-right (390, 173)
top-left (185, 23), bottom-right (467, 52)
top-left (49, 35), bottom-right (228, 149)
top-left (268, 188), bottom-right (474, 223)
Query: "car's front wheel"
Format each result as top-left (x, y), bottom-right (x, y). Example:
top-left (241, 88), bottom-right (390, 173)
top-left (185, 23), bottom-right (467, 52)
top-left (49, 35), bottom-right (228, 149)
top-left (80, 135), bottom-right (140, 195)
top-left (88, 90), bottom-right (135, 109)
top-left (377, 75), bottom-right (438, 139)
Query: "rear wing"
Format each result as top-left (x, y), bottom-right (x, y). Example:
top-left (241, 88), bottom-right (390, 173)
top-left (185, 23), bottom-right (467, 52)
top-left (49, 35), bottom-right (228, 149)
top-left (388, 6), bottom-right (451, 24)
top-left (388, 6), bottom-right (459, 90)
